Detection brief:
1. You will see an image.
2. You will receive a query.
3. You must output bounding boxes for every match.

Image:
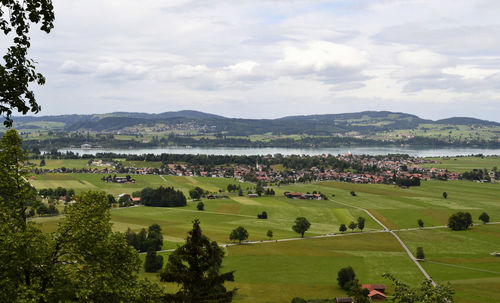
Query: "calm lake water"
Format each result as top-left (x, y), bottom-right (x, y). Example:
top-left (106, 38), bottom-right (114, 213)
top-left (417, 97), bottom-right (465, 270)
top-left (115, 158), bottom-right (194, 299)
top-left (56, 146), bottom-right (500, 157)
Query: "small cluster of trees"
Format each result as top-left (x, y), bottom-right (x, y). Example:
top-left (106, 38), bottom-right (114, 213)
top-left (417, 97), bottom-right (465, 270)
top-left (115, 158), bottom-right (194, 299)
top-left (226, 184), bottom-right (241, 192)
top-left (257, 211), bottom-right (268, 219)
top-left (35, 203), bottom-right (59, 216)
top-left (189, 186), bottom-right (205, 200)
top-left (141, 186), bottom-right (187, 207)
top-left (38, 187), bottom-right (75, 200)
top-left (125, 224), bottom-right (164, 252)
top-left (339, 217), bottom-right (365, 233)
top-left (395, 177), bottom-right (421, 187)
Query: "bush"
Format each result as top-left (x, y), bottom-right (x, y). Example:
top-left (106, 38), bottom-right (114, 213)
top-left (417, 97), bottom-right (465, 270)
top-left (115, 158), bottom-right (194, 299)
top-left (197, 202), bottom-right (204, 211)
top-left (416, 247), bottom-right (425, 259)
top-left (479, 212), bottom-right (490, 224)
top-left (350, 191), bottom-right (356, 196)
top-left (144, 248), bottom-right (163, 273)
top-left (448, 212), bottom-right (473, 231)
top-left (337, 266), bottom-right (356, 290)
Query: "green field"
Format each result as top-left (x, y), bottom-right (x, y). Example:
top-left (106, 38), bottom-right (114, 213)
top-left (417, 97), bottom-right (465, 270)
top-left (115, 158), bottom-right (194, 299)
top-left (30, 169), bottom-right (500, 302)
top-left (421, 156), bottom-right (500, 173)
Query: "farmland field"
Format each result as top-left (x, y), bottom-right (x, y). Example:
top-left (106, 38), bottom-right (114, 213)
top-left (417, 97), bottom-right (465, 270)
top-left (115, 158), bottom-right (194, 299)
top-left (30, 167), bottom-right (500, 302)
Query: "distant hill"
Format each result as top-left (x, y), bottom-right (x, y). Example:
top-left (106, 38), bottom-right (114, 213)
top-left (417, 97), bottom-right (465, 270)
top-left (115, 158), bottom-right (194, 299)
top-left (10, 110), bottom-right (500, 136)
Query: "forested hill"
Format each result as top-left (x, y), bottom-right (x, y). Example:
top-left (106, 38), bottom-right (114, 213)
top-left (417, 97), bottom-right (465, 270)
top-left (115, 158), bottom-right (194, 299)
top-left (10, 110), bottom-right (500, 137)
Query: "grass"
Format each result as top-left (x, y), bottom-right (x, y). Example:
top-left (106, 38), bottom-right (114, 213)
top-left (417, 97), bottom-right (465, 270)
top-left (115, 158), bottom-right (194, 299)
top-left (30, 172), bottom-right (500, 302)
top-left (396, 224), bottom-right (500, 303)
top-left (421, 156), bottom-right (500, 173)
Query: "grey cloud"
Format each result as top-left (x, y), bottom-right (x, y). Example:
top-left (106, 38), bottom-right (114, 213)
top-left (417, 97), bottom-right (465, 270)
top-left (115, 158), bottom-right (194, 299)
top-left (373, 24), bottom-right (500, 56)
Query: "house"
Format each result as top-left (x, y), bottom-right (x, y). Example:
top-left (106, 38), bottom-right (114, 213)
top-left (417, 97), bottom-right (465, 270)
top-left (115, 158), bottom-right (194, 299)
top-left (367, 290), bottom-right (386, 301)
top-left (335, 298), bottom-right (353, 303)
top-left (362, 284), bottom-right (386, 301)
top-left (362, 284), bottom-right (386, 293)
top-left (248, 193), bottom-right (258, 198)
top-left (81, 143), bottom-right (92, 149)
top-left (131, 197), bottom-right (141, 203)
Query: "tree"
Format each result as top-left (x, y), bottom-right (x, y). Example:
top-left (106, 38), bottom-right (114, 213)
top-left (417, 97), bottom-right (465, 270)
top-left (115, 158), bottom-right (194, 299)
top-left (347, 280), bottom-right (370, 303)
top-left (416, 247), bottom-right (425, 259)
top-left (160, 220), bottom-right (235, 302)
top-left (418, 219), bottom-right (424, 229)
top-left (292, 217), bottom-right (311, 238)
top-left (144, 248), bottom-right (164, 273)
top-left (0, 0), bottom-right (55, 127)
top-left (337, 266), bottom-right (356, 290)
top-left (479, 212), bottom-right (490, 224)
top-left (448, 212), bottom-right (473, 231)
top-left (339, 224), bottom-right (347, 233)
top-left (189, 189), bottom-right (201, 200)
top-left (146, 223), bottom-right (163, 251)
top-left (348, 221), bottom-right (357, 232)
top-left (40, 159), bottom-right (46, 166)
top-left (238, 187), bottom-right (243, 196)
top-left (442, 192), bottom-right (448, 199)
top-left (291, 298), bottom-right (307, 303)
top-left (357, 216), bottom-right (365, 231)
top-left (267, 230), bottom-right (273, 239)
top-left (230, 226), bottom-right (249, 244)
top-left (383, 273), bottom-right (454, 302)
top-left (350, 191), bottom-right (357, 196)
top-left (197, 201), bottom-right (205, 211)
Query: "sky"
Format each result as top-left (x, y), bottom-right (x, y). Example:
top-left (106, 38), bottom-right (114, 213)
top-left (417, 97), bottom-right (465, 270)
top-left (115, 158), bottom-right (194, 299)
top-left (5, 0), bottom-right (500, 121)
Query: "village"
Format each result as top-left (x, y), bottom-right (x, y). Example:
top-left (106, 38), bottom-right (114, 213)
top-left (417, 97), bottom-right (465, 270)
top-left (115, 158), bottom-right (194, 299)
top-left (29, 154), bottom-right (482, 187)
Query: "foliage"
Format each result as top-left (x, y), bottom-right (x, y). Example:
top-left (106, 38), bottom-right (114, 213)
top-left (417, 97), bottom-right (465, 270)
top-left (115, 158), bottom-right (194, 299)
top-left (418, 219), bottom-right (424, 228)
top-left (291, 298), bottom-right (307, 303)
top-left (347, 280), bottom-right (370, 303)
top-left (350, 191), bottom-right (356, 196)
top-left (348, 221), bottom-right (357, 231)
top-left (357, 217), bottom-right (365, 231)
top-left (124, 223), bottom-right (163, 252)
top-left (416, 247), bottom-right (425, 259)
top-left (0, 0), bottom-right (55, 126)
top-left (0, 133), bottom-right (164, 303)
top-left (160, 219), bottom-right (235, 302)
top-left (442, 192), bottom-right (448, 199)
top-left (144, 248), bottom-right (164, 273)
top-left (189, 189), bottom-right (201, 200)
top-left (479, 212), bottom-right (490, 224)
top-left (257, 211), bottom-right (268, 219)
top-left (337, 266), bottom-right (356, 290)
top-left (339, 224), bottom-right (347, 233)
top-left (267, 230), bottom-right (273, 239)
top-left (140, 186), bottom-right (186, 207)
top-left (292, 217), bottom-right (311, 238)
top-left (383, 273), bottom-right (454, 303)
top-left (230, 226), bottom-right (249, 244)
top-left (448, 212), bottom-right (473, 231)
top-left (197, 201), bottom-right (205, 211)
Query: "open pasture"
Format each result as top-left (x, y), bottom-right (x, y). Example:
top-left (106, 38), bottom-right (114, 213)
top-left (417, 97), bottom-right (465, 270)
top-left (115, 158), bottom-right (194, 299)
top-left (30, 172), bottom-right (500, 302)
top-left (421, 156), bottom-right (500, 173)
top-left (281, 180), bottom-right (500, 230)
top-left (396, 224), bottom-right (500, 303)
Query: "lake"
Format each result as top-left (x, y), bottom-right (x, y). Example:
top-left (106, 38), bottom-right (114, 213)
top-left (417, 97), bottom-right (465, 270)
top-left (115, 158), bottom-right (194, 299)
top-left (56, 146), bottom-right (500, 157)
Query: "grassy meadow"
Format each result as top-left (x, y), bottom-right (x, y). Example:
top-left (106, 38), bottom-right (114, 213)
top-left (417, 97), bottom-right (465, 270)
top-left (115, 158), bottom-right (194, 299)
top-left (29, 158), bottom-right (500, 302)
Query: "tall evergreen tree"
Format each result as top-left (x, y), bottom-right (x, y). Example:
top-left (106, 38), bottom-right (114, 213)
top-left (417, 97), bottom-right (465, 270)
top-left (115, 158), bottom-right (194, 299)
top-left (160, 219), bottom-right (236, 302)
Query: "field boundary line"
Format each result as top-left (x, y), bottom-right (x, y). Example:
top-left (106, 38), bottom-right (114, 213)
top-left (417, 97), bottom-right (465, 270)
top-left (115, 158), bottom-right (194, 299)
top-left (424, 260), bottom-right (500, 275)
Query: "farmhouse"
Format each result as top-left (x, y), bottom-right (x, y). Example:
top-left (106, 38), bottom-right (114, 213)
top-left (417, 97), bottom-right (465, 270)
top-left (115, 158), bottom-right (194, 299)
top-left (362, 284), bottom-right (386, 301)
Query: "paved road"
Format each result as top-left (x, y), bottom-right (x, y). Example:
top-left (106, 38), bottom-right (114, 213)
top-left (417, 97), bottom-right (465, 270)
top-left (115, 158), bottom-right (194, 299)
top-left (330, 200), bottom-right (437, 286)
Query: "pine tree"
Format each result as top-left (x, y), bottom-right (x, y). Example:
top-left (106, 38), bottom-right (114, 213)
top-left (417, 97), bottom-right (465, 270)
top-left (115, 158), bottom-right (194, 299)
top-left (160, 220), bottom-right (236, 302)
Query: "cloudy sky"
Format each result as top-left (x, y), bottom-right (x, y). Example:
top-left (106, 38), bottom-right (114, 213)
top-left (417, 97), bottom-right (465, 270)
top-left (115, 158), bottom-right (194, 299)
top-left (8, 0), bottom-right (500, 121)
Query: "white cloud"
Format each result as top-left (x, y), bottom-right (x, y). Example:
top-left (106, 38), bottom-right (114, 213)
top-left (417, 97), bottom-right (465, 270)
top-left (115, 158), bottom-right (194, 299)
top-left (277, 41), bottom-right (368, 73)
top-left (17, 0), bottom-right (500, 121)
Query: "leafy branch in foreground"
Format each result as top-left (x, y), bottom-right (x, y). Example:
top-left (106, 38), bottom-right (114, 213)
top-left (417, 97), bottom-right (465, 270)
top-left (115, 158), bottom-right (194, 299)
top-left (383, 273), bottom-right (454, 303)
top-left (1, 0), bottom-right (55, 126)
